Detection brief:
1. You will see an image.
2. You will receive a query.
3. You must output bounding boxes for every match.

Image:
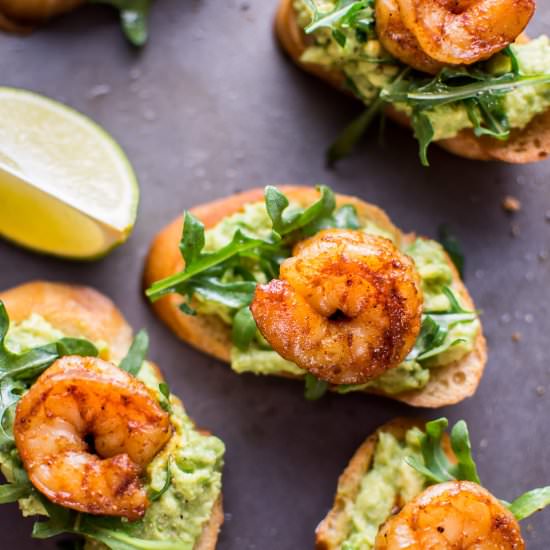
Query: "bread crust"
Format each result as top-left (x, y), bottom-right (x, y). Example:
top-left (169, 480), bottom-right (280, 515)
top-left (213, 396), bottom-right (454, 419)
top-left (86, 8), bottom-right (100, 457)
top-left (315, 418), bottom-right (453, 550)
top-left (275, 0), bottom-right (550, 164)
top-left (144, 186), bottom-right (487, 408)
top-left (0, 281), bottom-right (223, 550)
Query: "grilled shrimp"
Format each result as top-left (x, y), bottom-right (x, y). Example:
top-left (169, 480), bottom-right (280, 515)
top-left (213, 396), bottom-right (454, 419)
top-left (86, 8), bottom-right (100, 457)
top-left (250, 229), bottom-right (422, 385)
top-left (375, 481), bottom-right (525, 550)
top-left (14, 356), bottom-right (172, 520)
top-left (376, 0), bottom-right (535, 74)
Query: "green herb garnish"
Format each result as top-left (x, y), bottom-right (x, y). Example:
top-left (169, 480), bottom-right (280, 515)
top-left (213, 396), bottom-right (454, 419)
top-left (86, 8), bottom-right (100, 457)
top-left (119, 329), bottom-right (149, 376)
top-left (406, 287), bottom-right (477, 362)
top-left (304, 0), bottom-right (375, 46)
top-left (406, 418), bottom-right (550, 522)
top-left (304, 373), bottom-right (329, 400)
top-left (438, 225), bottom-right (465, 278)
top-left (90, 0), bottom-right (152, 46)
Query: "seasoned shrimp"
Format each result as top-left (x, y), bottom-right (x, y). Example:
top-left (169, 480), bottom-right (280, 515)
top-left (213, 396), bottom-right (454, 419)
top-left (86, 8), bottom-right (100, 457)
top-left (250, 229), bottom-right (422, 385)
top-left (14, 356), bottom-right (172, 520)
top-left (376, 0), bottom-right (535, 74)
top-left (375, 481), bottom-right (525, 550)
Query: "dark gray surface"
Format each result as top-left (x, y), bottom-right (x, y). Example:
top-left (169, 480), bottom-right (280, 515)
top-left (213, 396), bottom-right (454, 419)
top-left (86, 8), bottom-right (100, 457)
top-left (1, 1), bottom-right (550, 548)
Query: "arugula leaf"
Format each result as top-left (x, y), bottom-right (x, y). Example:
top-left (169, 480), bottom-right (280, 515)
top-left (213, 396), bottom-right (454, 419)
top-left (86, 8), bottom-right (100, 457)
top-left (326, 68), bottom-right (410, 166)
top-left (438, 225), bottom-right (465, 278)
top-left (148, 458), bottom-right (173, 502)
top-left (405, 417), bottom-right (550, 523)
top-left (304, 0), bottom-right (375, 46)
top-left (33, 499), bottom-right (188, 549)
top-left (411, 111), bottom-right (434, 167)
top-left (232, 307), bottom-right (257, 351)
top-left (158, 383), bottom-right (172, 413)
top-left (146, 225), bottom-right (273, 302)
top-left (0, 482), bottom-right (32, 503)
top-left (119, 330), bottom-right (149, 376)
top-left (188, 278), bottom-right (257, 310)
top-left (406, 417), bottom-right (481, 485)
top-left (450, 420), bottom-right (480, 484)
top-left (265, 185), bottom-right (335, 236)
top-left (327, 94), bottom-right (384, 167)
top-left (90, 0), bottom-right (152, 46)
top-left (504, 45), bottom-right (521, 77)
top-left (406, 288), bottom-right (477, 362)
top-left (509, 487), bottom-right (550, 521)
top-left (304, 373), bottom-right (329, 400)
top-left (180, 211), bottom-right (206, 266)
top-left (382, 72), bottom-right (550, 107)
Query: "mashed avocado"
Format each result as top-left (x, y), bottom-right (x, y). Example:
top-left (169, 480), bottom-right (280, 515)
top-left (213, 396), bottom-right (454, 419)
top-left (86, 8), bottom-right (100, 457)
top-left (201, 201), bottom-right (479, 395)
top-left (0, 315), bottom-right (224, 549)
top-left (294, 0), bottom-right (550, 140)
top-left (340, 428), bottom-right (426, 549)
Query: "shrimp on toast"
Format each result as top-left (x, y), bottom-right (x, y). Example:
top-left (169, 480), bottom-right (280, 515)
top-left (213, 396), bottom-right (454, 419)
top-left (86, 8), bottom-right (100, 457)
top-left (375, 481), bottom-right (525, 550)
top-left (14, 355), bottom-right (172, 520)
top-left (317, 418), bottom-right (548, 550)
top-left (251, 229), bottom-right (423, 385)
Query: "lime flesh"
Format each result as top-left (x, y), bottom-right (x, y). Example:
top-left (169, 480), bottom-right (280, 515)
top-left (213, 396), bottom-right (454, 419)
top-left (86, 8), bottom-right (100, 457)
top-left (0, 87), bottom-right (139, 259)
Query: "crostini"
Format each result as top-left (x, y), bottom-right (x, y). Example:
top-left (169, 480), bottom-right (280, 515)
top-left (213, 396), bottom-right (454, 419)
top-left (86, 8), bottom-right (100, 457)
top-left (0, 281), bottom-right (224, 550)
top-left (316, 417), bottom-right (550, 549)
top-left (145, 185), bottom-right (486, 407)
top-left (275, 0), bottom-right (550, 165)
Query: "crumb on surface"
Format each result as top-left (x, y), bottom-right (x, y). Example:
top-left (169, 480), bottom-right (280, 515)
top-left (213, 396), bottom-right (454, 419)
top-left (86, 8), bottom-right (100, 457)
top-left (502, 195), bottom-right (521, 213)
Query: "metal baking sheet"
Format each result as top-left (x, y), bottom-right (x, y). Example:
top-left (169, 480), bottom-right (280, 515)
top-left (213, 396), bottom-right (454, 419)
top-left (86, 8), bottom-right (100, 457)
top-left (1, 1), bottom-right (549, 548)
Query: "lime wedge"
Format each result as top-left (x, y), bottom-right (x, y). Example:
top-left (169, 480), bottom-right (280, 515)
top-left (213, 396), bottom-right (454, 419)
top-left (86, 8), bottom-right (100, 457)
top-left (0, 87), bottom-right (139, 259)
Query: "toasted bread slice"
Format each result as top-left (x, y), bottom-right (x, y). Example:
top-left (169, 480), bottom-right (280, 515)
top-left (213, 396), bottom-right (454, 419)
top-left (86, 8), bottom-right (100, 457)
top-left (0, 281), bottom-right (223, 550)
top-left (275, 0), bottom-right (550, 163)
top-left (315, 418), bottom-right (453, 549)
top-left (144, 186), bottom-right (487, 408)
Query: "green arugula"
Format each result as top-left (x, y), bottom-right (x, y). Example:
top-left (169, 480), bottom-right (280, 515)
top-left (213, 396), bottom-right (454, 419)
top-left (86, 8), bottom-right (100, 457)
top-left (438, 225), bottom-right (465, 278)
top-left (119, 330), bottom-right (149, 376)
top-left (90, 0), bottom-right (152, 46)
top-left (304, 373), bottom-right (329, 401)
top-left (148, 458), bottom-right (173, 502)
top-left (33, 498), bottom-right (188, 549)
top-left (381, 70), bottom-right (550, 165)
top-left (232, 307), bottom-right (257, 351)
top-left (406, 418), bottom-right (550, 522)
top-left (304, 0), bottom-right (375, 46)
top-left (406, 287), bottom-right (477, 362)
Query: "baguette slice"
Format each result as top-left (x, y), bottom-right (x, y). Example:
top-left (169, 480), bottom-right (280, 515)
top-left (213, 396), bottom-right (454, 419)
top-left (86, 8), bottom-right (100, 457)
top-left (144, 186), bottom-right (487, 408)
top-left (275, 0), bottom-right (550, 163)
top-left (0, 280), bottom-right (223, 550)
top-left (315, 418), bottom-right (453, 550)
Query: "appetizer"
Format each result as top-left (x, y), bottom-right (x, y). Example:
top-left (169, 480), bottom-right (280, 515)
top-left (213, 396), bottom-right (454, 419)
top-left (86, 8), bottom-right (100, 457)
top-left (145, 185), bottom-right (486, 407)
top-left (0, 0), bottom-right (152, 46)
top-left (0, 281), bottom-right (224, 549)
top-left (275, 0), bottom-right (550, 165)
top-left (316, 417), bottom-right (550, 549)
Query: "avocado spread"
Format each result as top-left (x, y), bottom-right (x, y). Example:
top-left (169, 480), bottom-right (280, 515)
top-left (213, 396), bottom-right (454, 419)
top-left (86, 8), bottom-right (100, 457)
top-left (200, 201), bottom-right (480, 395)
top-left (294, 0), bottom-right (550, 141)
top-left (0, 315), bottom-right (224, 549)
top-left (340, 428), bottom-right (426, 549)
